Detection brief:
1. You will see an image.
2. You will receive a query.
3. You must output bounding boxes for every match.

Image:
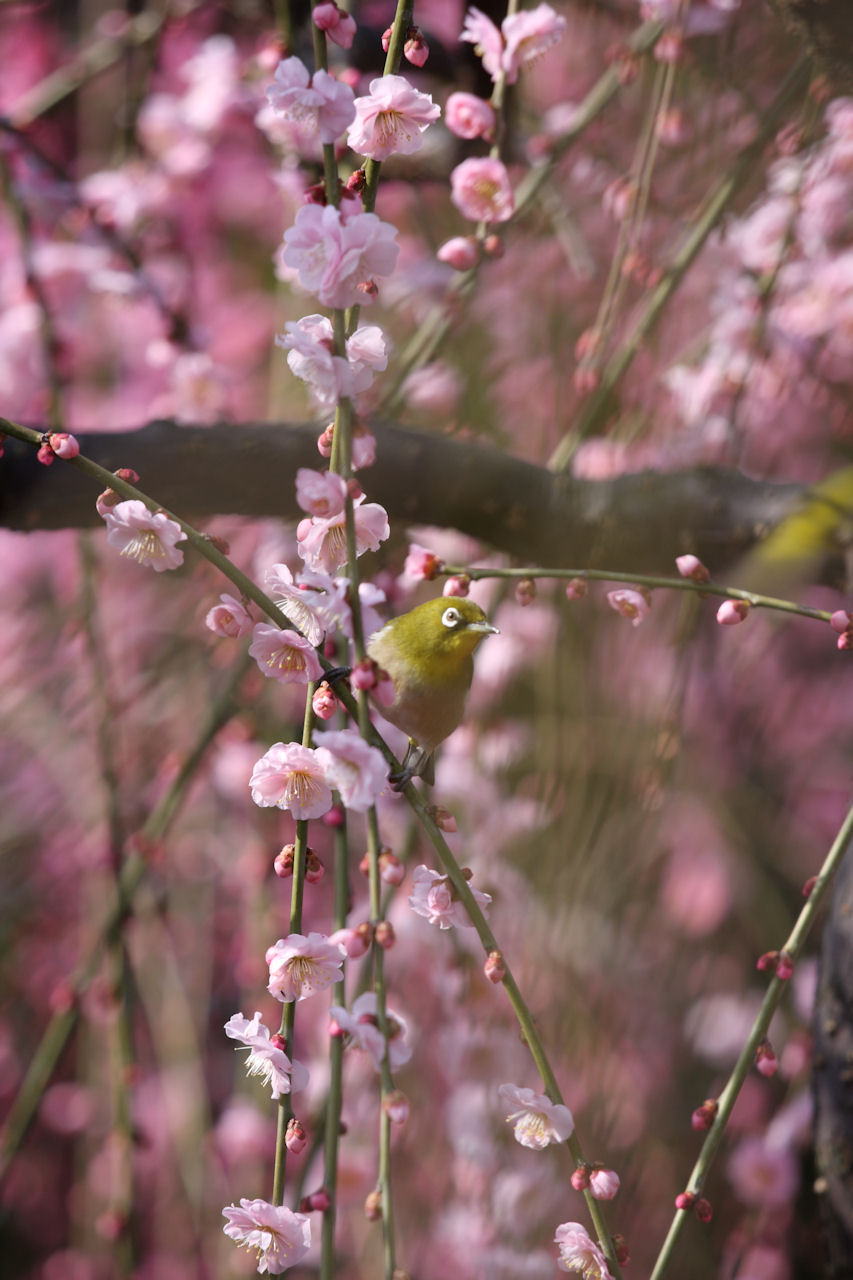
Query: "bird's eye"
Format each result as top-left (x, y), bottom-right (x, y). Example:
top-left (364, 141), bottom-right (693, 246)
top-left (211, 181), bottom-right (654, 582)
top-left (441, 607), bottom-right (460, 629)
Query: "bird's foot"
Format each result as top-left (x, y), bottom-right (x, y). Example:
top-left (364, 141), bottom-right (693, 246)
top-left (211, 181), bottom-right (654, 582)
top-left (322, 666), bottom-right (352, 687)
top-left (388, 767), bottom-right (415, 792)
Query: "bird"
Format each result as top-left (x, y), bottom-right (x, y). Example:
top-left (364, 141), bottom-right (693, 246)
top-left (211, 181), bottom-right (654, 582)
top-left (365, 596), bottom-right (499, 786)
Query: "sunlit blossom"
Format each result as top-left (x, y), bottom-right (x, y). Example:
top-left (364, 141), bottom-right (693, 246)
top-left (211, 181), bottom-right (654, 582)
top-left (264, 563), bottom-right (342, 647)
top-left (554, 1222), bottom-right (612, 1278)
top-left (297, 496), bottom-right (390, 574)
top-left (314, 727), bottom-right (388, 812)
top-left (266, 932), bottom-right (345, 1002)
top-left (451, 157), bottom-right (514, 223)
top-left (330, 991), bottom-right (413, 1071)
top-left (224, 1012), bottom-right (309, 1099)
top-left (249, 742), bottom-right (332, 819)
top-left (498, 1083), bottom-right (574, 1149)
top-left (222, 1199), bottom-right (311, 1274)
top-left (348, 74), bottom-right (440, 162)
top-left (295, 467), bottom-right (347, 518)
top-left (205, 593), bottom-right (254, 638)
top-left (282, 204), bottom-right (399, 309)
top-left (409, 864), bottom-right (491, 929)
top-left (248, 624), bottom-right (324, 684)
top-left (266, 58), bottom-right (355, 144)
top-left (103, 500), bottom-right (186, 572)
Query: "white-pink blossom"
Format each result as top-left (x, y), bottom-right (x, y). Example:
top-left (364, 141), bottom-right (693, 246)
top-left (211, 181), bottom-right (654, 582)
top-left (277, 314), bottom-right (389, 410)
top-left (554, 1222), bottom-right (612, 1279)
top-left (314, 727), bottom-right (388, 812)
top-left (103, 500), bottom-right (186, 572)
top-left (205, 593), bottom-right (254, 638)
top-left (248, 624), bottom-right (324, 684)
top-left (589, 1169), bottom-right (620, 1200)
top-left (266, 58), bottom-right (355, 144)
top-left (313, 2), bottom-right (356, 48)
top-left (444, 91), bottom-right (496, 140)
top-left (264, 563), bottom-right (342, 646)
top-left (282, 204), bottom-right (399, 309)
top-left (224, 1012), bottom-right (309, 1099)
top-left (297, 496), bottom-right (390, 574)
top-left (266, 932), bottom-right (345, 1003)
top-left (348, 74), bottom-right (440, 162)
top-left (409, 864), bottom-right (491, 929)
top-left (502, 4), bottom-right (567, 83)
top-left (450, 156), bottom-right (514, 223)
top-left (460, 7), bottom-right (504, 80)
top-left (607, 588), bottom-right (650, 626)
top-left (330, 991), bottom-right (413, 1071)
top-left (498, 1084), bottom-right (575, 1149)
top-left (295, 467), bottom-right (347, 518)
top-left (437, 236), bottom-right (479, 270)
top-left (249, 742), bottom-right (332, 819)
top-left (222, 1199), bottom-right (311, 1274)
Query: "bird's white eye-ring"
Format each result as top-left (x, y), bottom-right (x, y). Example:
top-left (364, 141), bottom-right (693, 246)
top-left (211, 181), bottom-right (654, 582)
top-left (441, 607), bottom-right (460, 628)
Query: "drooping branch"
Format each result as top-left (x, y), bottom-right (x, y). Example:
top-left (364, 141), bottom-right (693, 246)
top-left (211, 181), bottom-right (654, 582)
top-left (0, 417), bottom-right (807, 574)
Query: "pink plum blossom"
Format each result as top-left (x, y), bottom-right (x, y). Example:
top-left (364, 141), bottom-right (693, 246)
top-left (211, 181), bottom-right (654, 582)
top-left (445, 92), bottom-right (495, 140)
top-left (266, 932), bottom-right (345, 1002)
top-left (277, 314), bottom-right (389, 410)
top-left (502, 5), bottom-right (567, 83)
top-left (329, 991), bottom-right (413, 1070)
top-left (460, 7), bottom-right (504, 80)
top-left (675, 554), bottom-right (710, 582)
top-left (607, 588), bottom-right (651, 626)
top-left (224, 1012), bottom-right (309, 1098)
top-left (589, 1169), bottom-right (620, 1200)
top-left (727, 1135), bottom-right (799, 1208)
top-left (265, 58), bottom-right (355, 144)
top-left (404, 542), bottom-right (442, 579)
top-left (249, 742), bottom-right (332, 819)
top-left (408, 864), bottom-right (492, 929)
top-left (717, 599), bottom-right (750, 625)
top-left (282, 204), bottom-right (399, 309)
top-left (48, 432), bottom-right (80, 459)
top-left (297, 496), bottom-right (390, 574)
top-left (348, 75), bottom-right (440, 162)
top-left (450, 157), bottom-right (515, 223)
top-left (313, 728), bottom-right (388, 812)
top-left (103, 500), bottom-right (186, 572)
top-left (222, 1199), bottom-right (311, 1274)
top-left (498, 1083), bottom-right (574, 1149)
top-left (295, 467), bottom-right (347, 518)
top-left (437, 236), bottom-right (479, 270)
top-left (263, 564), bottom-right (342, 646)
top-left (554, 1223), bottom-right (612, 1278)
top-left (312, 2), bottom-right (356, 48)
top-left (248, 624), bottom-right (324, 684)
top-left (205, 593), bottom-right (254, 638)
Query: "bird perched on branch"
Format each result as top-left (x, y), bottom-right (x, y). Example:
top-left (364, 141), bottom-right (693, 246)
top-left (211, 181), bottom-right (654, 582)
top-left (366, 596), bottom-right (499, 786)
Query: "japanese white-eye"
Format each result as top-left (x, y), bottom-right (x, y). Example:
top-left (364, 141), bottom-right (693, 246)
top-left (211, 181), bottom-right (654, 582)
top-left (366, 596), bottom-right (499, 784)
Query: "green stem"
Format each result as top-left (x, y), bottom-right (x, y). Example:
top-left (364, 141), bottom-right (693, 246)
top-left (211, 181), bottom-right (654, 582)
top-left (320, 817), bottom-right (350, 1280)
top-left (650, 795), bottom-right (853, 1280)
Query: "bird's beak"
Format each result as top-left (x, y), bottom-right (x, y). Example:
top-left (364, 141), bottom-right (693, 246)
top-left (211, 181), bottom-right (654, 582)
top-left (467, 622), bottom-right (500, 635)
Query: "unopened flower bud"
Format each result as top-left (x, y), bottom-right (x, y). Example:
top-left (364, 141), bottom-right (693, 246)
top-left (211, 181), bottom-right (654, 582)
top-left (114, 467), bottom-right (140, 483)
top-left (695, 1198), bottom-right (713, 1223)
top-left (358, 279), bottom-right (379, 300)
top-left (271, 1033), bottom-right (288, 1052)
top-left (383, 1090), bottom-right (410, 1124)
top-left (317, 424), bottom-right (335, 457)
top-left (565, 578), bottom-right (587, 600)
top-left (359, 852), bottom-right (371, 877)
top-left (483, 233), bottom-right (504, 258)
top-left (323, 804), bottom-right (345, 828)
top-left (404, 28), bottom-right (429, 66)
top-left (484, 949), bottom-right (505, 983)
top-left (515, 578), bottom-right (537, 607)
top-left (405, 543), bottom-right (443, 580)
top-left (675, 1191), bottom-right (695, 1211)
top-left (313, 682), bottom-right (338, 720)
top-left (346, 168), bottom-right (366, 192)
top-left (364, 1188), bottom-right (383, 1221)
top-left (306, 849), bottom-right (325, 884)
top-left (381, 24), bottom-right (393, 52)
top-left (756, 950), bottom-right (779, 972)
top-left (571, 1166), bottom-right (590, 1191)
top-left (443, 575), bottom-right (471, 597)
top-left (589, 1169), bottom-right (620, 1200)
top-left (49, 432), bottom-right (80, 459)
top-left (352, 658), bottom-right (381, 692)
top-left (286, 1118), bottom-right (307, 1153)
top-left (716, 599), bottom-right (750, 626)
top-left (775, 952), bottom-right (794, 980)
top-left (427, 805), bottom-right (457, 833)
top-left (37, 442), bottom-right (55, 465)
top-left (355, 921), bottom-right (373, 949)
top-left (802, 874), bottom-right (818, 897)
top-left (676, 554), bottom-right (710, 583)
top-left (830, 610), bottom-right (853, 634)
top-left (274, 845), bottom-right (295, 878)
top-left (755, 1039), bottom-right (778, 1077)
top-left (329, 1018), bottom-right (345, 1039)
top-left (374, 920), bottom-right (395, 950)
top-left (437, 236), bottom-right (478, 271)
top-left (329, 926), bottom-right (370, 959)
top-left (691, 1099), bottom-right (718, 1131)
top-left (613, 1235), bottom-right (630, 1265)
top-left (305, 1187), bottom-right (331, 1212)
top-left (206, 533), bottom-right (230, 555)
top-left (379, 849), bottom-right (405, 886)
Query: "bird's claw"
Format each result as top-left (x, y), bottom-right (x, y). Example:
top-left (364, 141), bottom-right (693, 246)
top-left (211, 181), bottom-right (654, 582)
top-left (322, 666), bottom-right (352, 687)
top-left (388, 767), bottom-right (415, 792)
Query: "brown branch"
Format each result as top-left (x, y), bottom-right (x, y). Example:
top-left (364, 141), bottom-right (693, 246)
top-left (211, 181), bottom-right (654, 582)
top-left (0, 417), bottom-right (806, 573)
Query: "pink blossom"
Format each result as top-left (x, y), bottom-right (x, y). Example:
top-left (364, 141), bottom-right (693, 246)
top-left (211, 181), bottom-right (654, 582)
top-left (502, 5), bottom-right (567, 84)
top-left (675, 554), bottom-right (710, 583)
top-left (589, 1169), bottom-right (620, 1200)
top-left (329, 991), bottom-right (413, 1070)
top-left (830, 609), bottom-right (853, 634)
top-left (460, 7), bottom-right (504, 81)
top-left (312, 682), bottom-right (338, 719)
top-left (498, 1084), bottom-right (574, 1149)
top-left (297, 496), bottom-right (390, 574)
top-left (329, 926), bottom-right (370, 959)
top-left (266, 932), bottom-right (345, 1002)
top-left (295, 467), bottom-right (347, 518)
top-left (224, 1012), bottom-right (310, 1098)
top-left (445, 92), bottom-right (495, 140)
top-left (408, 864), bottom-right (492, 929)
top-left (103, 500), bottom-right (186, 572)
top-left (450, 157), bottom-right (514, 223)
top-left (249, 742), bottom-right (332, 819)
top-left (348, 74), bottom-right (440, 162)
top-left (565, 578), bottom-right (587, 600)
top-left (404, 542), bottom-right (443, 579)
top-left (222, 1199), bottom-right (311, 1273)
top-left (248, 624), bottom-right (324, 684)
top-left (345, 323), bottom-right (391, 390)
top-left (716, 599), bottom-right (750, 625)
top-left (403, 362), bottom-right (463, 415)
top-left (277, 314), bottom-right (389, 410)
top-left (205, 593), bottom-right (254, 638)
top-left (313, 2), bottom-right (356, 49)
top-left (282, 204), bottom-right (399, 309)
top-left (607, 588), bottom-right (651, 626)
top-left (313, 727), bottom-right (388, 812)
top-left (727, 1135), bottom-right (799, 1208)
top-left (48, 432), bottom-right (80, 459)
top-left (404, 31), bottom-right (429, 67)
top-left (266, 58), bottom-right (355, 144)
top-left (437, 236), bottom-right (479, 270)
top-left (264, 563), bottom-right (341, 646)
top-left (170, 351), bottom-right (226, 424)
top-left (554, 1222), bottom-right (612, 1278)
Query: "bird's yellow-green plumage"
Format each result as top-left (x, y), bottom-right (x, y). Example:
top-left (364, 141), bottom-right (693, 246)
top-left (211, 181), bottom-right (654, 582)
top-left (366, 596), bottom-right (498, 779)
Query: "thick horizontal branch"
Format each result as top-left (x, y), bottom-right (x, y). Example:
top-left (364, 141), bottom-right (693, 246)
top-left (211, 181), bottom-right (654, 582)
top-left (0, 418), bottom-right (804, 572)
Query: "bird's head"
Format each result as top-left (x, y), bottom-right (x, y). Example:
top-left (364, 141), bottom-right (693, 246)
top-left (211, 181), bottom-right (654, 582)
top-left (393, 596), bottom-right (499, 676)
